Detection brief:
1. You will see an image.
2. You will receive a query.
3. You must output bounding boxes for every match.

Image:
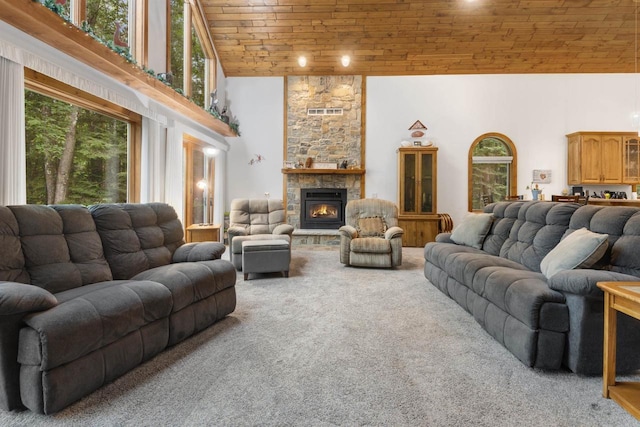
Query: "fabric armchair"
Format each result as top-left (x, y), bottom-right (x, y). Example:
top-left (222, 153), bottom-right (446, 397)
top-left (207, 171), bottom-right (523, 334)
top-left (228, 199), bottom-right (294, 270)
top-left (339, 198), bottom-right (403, 268)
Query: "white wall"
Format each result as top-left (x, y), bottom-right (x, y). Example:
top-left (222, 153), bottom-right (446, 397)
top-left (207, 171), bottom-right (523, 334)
top-left (225, 77), bottom-right (285, 205)
top-left (226, 73), bottom-right (637, 226)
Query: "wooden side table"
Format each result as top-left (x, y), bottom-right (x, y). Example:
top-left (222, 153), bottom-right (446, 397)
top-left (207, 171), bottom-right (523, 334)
top-left (186, 223), bottom-right (221, 243)
top-left (597, 281), bottom-right (640, 420)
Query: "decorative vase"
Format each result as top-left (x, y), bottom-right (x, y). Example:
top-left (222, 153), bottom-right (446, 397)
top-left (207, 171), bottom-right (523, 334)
top-left (531, 189), bottom-right (540, 200)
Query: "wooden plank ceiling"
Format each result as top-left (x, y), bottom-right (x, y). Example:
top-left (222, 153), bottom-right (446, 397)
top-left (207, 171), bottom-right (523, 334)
top-left (202, 0), bottom-right (639, 77)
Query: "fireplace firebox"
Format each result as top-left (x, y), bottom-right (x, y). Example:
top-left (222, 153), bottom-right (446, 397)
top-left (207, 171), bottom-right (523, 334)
top-left (300, 188), bottom-right (347, 229)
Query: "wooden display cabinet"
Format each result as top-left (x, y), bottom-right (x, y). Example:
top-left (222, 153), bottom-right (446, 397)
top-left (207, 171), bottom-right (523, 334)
top-left (567, 132), bottom-right (623, 185)
top-left (397, 147), bottom-right (440, 247)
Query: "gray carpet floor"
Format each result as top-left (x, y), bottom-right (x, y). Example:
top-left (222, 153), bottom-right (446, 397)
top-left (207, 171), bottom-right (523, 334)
top-left (0, 247), bottom-right (638, 426)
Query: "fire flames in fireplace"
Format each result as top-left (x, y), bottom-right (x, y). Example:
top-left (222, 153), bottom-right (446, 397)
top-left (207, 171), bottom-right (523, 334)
top-left (310, 204), bottom-right (338, 219)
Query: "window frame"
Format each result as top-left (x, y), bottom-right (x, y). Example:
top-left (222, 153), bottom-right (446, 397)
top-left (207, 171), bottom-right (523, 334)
top-left (183, 134), bottom-right (215, 228)
top-left (468, 132), bottom-right (518, 212)
top-left (24, 68), bottom-right (143, 203)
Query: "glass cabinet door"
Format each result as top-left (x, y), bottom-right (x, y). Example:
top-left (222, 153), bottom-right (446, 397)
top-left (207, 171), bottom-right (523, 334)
top-left (403, 153), bottom-right (416, 213)
top-left (420, 152), bottom-right (434, 213)
top-left (624, 136), bottom-right (640, 183)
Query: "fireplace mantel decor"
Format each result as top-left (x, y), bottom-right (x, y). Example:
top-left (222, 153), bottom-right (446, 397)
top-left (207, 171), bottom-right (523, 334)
top-left (282, 168), bottom-right (365, 175)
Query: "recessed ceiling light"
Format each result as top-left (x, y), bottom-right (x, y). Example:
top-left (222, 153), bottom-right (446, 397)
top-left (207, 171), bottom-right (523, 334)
top-left (341, 55), bottom-right (351, 67)
top-left (298, 56), bottom-right (307, 67)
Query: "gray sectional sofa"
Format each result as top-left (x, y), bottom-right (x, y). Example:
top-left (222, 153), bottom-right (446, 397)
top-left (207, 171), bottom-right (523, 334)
top-left (0, 203), bottom-right (237, 414)
top-left (424, 201), bottom-right (640, 375)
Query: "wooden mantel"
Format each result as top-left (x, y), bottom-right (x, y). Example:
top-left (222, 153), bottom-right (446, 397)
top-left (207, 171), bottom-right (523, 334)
top-left (281, 168), bottom-right (365, 175)
top-left (0, 0), bottom-right (236, 137)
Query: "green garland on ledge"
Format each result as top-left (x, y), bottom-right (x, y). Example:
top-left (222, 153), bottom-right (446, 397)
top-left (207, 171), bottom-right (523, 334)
top-left (34, 0), bottom-right (241, 136)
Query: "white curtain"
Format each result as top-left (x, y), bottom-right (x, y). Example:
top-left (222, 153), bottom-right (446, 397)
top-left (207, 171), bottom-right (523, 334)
top-left (140, 117), bottom-right (167, 203)
top-left (164, 126), bottom-right (184, 223)
top-left (0, 57), bottom-right (26, 205)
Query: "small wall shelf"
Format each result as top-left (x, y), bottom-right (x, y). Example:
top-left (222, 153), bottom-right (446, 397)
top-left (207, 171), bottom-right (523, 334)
top-left (281, 168), bottom-right (365, 175)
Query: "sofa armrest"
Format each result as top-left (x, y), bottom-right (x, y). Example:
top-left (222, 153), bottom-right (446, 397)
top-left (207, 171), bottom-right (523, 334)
top-left (338, 225), bottom-right (358, 239)
top-left (273, 224), bottom-right (294, 236)
top-left (0, 282), bottom-right (57, 316)
top-left (548, 270), bottom-right (640, 297)
top-left (173, 242), bottom-right (226, 262)
top-left (435, 232), bottom-right (454, 244)
top-left (385, 226), bottom-right (404, 240)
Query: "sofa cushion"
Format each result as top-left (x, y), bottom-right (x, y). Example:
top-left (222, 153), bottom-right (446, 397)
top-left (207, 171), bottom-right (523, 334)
top-left (540, 228), bottom-right (608, 279)
top-left (0, 206), bottom-right (28, 284)
top-left (450, 213), bottom-right (493, 250)
top-left (500, 201), bottom-right (581, 272)
top-left (8, 205), bottom-right (112, 293)
top-left (90, 203), bottom-right (186, 280)
top-left (18, 280), bottom-right (172, 370)
top-left (356, 216), bottom-right (387, 237)
top-left (132, 259), bottom-right (236, 313)
top-left (482, 201), bottom-right (524, 256)
top-left (350, 237), bottom-right (391, 254)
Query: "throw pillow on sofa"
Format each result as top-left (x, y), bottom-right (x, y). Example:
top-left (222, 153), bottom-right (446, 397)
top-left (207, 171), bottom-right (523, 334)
top-left (450, 213), bottom-right (493, 249)
top-left (540, 227), bottom-right (609, 279)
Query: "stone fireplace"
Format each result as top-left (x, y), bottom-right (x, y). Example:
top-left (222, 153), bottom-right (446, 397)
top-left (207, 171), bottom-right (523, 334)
top-left (284, 75), bottom-right (364, 231)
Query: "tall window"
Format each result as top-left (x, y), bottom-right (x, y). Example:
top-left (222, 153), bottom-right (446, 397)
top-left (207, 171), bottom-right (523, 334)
top-left (169, 0), bottom-right (215, 107)
top-left (169, 0), bottom-right (184, 92)
top-left (183, 137), bottom-right (215, 227)
top-left (468, 133), bottom-right (517, 211)
top-left (25, 91), bottom-right (129, 205)
top-left (86, 0), bottom-right (129, 47)
top-left (24, 70), bottom-right (141, 205)
top-left (191, 25), bottom-right (206, 108)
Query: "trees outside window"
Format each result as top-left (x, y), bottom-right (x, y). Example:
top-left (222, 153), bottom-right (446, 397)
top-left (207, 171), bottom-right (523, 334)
top-left (25, 90), bottom-right (128, 205)
top-left (191, 25), bottom-right (206, 108)
top-left (468, 133), bottom-right (517, 211)
top-left (170, 0), bottom-right (184, 93)
top-left (86, 0), bottom-right (129, 47)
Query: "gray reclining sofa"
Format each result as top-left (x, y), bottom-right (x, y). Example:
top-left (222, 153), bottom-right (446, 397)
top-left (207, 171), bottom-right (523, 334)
top-left (424, 201), bottom-right (640, 375)
top-left (0, 203), bottom-right (236, 414)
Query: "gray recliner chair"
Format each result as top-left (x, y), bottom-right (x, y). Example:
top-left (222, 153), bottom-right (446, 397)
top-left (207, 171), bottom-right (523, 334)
top-left (339, 198), bottom-right (404, 268)
top-left (227, 199), bottom-right (294, 270)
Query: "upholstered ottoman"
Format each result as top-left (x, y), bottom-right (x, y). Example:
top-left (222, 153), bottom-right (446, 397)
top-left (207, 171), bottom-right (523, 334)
top-left (241, 239), bottom-right (290, 280)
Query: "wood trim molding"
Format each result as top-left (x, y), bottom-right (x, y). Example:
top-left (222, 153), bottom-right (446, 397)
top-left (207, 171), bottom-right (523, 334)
top-left (0, 0), bottom-right (236, 137)
top-left (134, 0), bottom-right (149, 67)
top-left (183, 1), bottom-right (192, 98)
top-left (25, 68), bottom-right (141, 123)
top-left (360, 75), bottom-right (366, 197)
top-left (282, 76), bottom-right (288, 211)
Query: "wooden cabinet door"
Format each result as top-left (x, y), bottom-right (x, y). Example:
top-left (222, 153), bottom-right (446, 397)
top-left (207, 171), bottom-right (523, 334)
top-left (398, 216), bottom-right (439, 247)
top-left (398, 219), bottom-right (418, 247)
top-left (399, 151), bottom-right (417, 215)
top-left (567, 134), bottom-right (581, 185)
top-left (601, 135), bottom-right (622, 184)
top-left (580, 134), bottom-right (603, 183)
top-left (624, 136), bottom-right (640, 183)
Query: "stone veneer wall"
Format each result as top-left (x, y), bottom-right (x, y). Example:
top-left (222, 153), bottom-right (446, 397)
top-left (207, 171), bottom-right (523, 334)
top-left (286, 75), bottom-right (363, 229)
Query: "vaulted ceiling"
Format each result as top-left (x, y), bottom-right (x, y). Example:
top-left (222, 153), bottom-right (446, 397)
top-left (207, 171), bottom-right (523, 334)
top-left (202, 0), bottom-right (638, 77)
